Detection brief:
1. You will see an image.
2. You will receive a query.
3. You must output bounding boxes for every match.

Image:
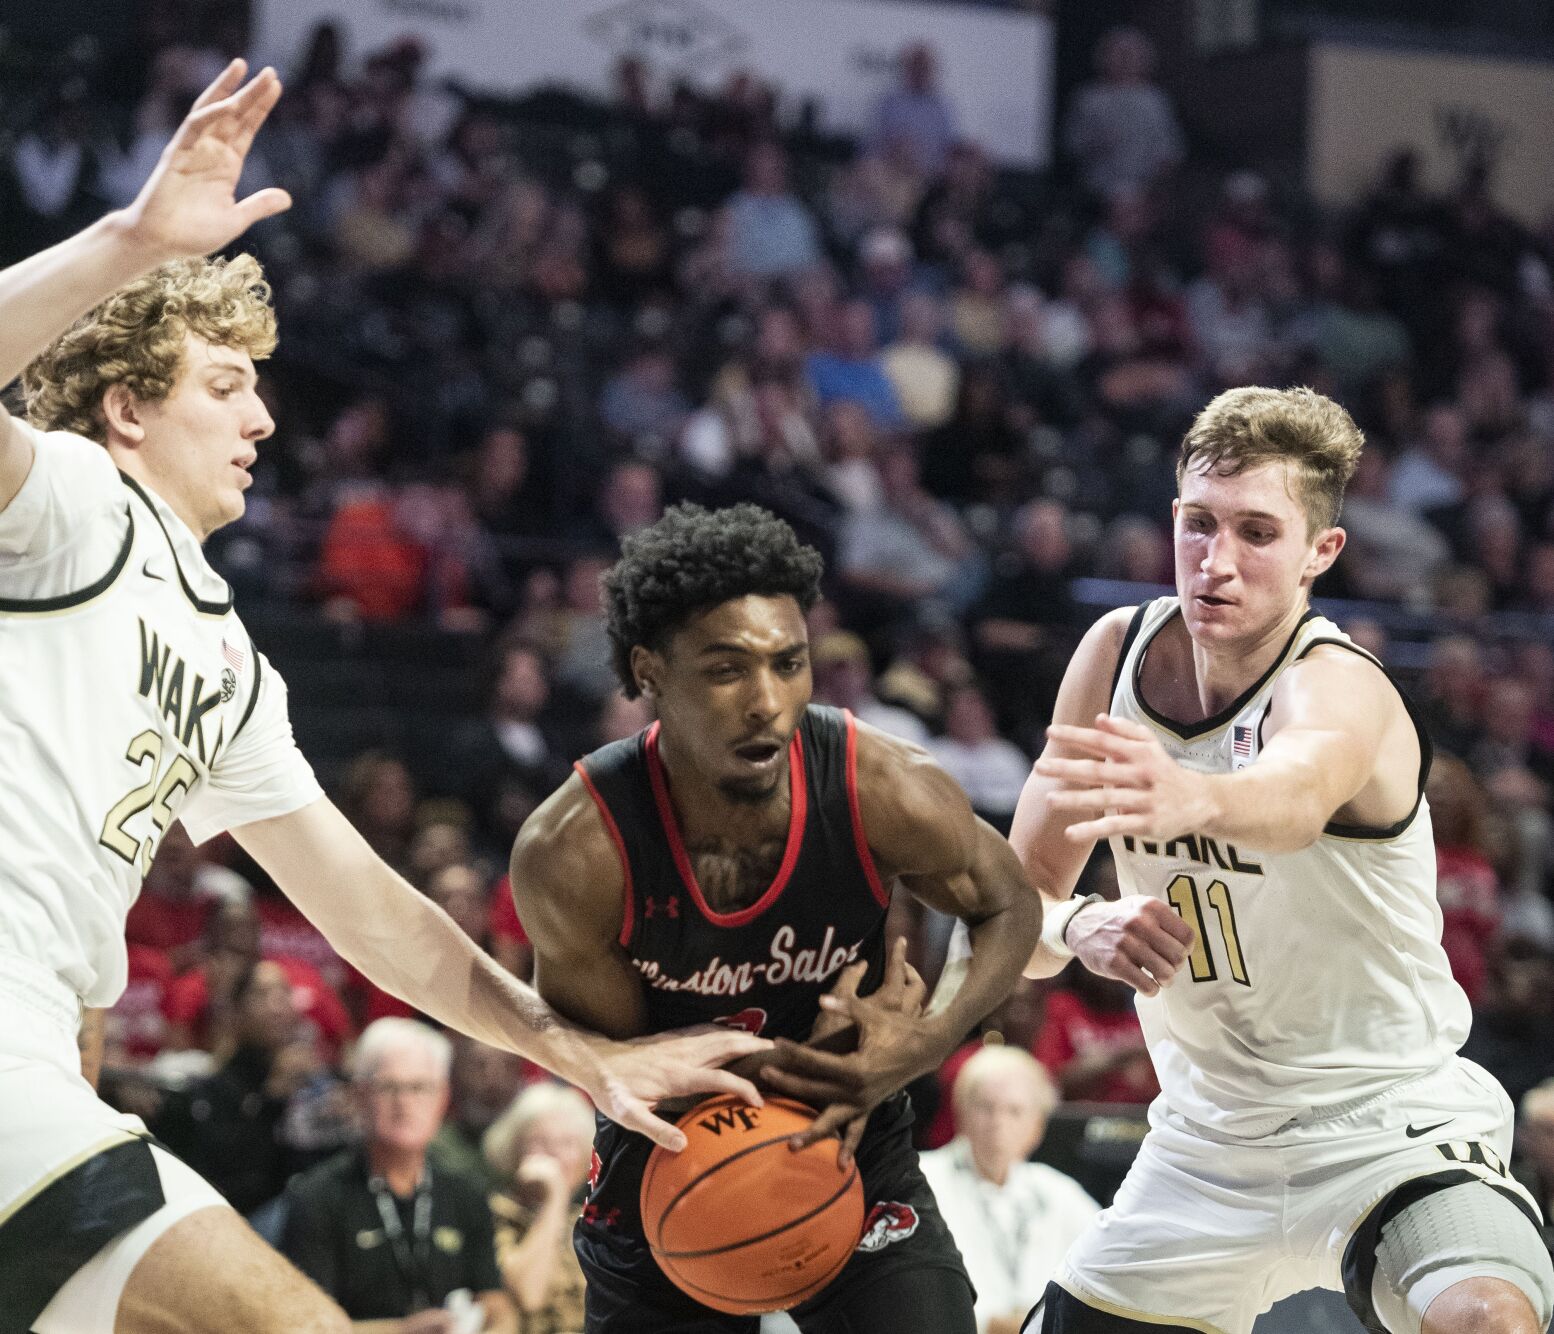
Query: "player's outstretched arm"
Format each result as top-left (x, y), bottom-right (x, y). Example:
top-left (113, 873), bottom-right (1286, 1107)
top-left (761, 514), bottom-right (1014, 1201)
top-left (1038, 646), bottom-right (1402, 854)
top-left (0, 60), bottom-right (289, 509)
top-left (234, 793), bottom-right (767, 1152)
top-left (763, 722), bottom-right (1044, 1147)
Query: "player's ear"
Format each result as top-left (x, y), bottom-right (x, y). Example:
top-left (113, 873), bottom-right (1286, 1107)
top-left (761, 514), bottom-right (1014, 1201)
top-left (1304, 525), bottom-right (1345, 581)
top-left (630, 644), bottom-right (661, 700)
top-left (101, 385), bottom-right (147, 446)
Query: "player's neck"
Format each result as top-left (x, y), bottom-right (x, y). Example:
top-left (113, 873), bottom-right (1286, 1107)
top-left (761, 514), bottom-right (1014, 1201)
top-left (1186, 599), bottom-right (1311, 717)
top-left (655, 732), bottom-right (791, 844)
top-left (367, 1144), bottom-right (427, 1197)
top-left (110, 451), bottom-right (214, 543)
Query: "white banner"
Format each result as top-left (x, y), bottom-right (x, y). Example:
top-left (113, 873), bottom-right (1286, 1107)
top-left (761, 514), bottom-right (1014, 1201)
top-left (255, 0), bottom-right (1052, 165)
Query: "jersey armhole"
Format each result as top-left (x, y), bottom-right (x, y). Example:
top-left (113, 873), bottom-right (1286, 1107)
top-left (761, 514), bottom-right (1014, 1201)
top-left (573, 761), bottom-right (637, 949)
top-left (842, 711), bottom-right (890, 909)
top-left (1107, 603), bottom-right (1151, 707)
top-left (1294, 638), bottom-right (1433, 841)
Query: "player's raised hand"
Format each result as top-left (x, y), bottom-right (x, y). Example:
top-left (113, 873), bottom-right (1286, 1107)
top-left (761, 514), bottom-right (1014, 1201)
top-left (1038, 714), bottom-right (1217, 843)
top-left (584, 1026), bottom-right (772, 1152)
top-left (118, 60), bottom-right (292, 264)
top-left (1066, 894), bottom-right (1195, 997)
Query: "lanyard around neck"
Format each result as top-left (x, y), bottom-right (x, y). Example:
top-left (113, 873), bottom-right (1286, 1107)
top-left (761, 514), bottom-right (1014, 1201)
top-left (368, 1165), bottom-right (435, 1312)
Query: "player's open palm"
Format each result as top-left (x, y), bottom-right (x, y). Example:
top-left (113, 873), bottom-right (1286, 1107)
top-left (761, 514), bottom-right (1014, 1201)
top-left (120, 60), bottom-right (291, 263)
top-left (1068, 894), bottom-right (1195, 997)
top-left (1039, 714), bottom-right (1216, 843)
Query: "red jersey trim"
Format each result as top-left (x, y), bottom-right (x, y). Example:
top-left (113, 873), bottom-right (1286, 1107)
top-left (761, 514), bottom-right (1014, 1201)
top-left (644, 720), bottom-right (808, 927)
top-left (844, 710), bottom-right (889, 908)
top-left (574, 760), bottom-right (636, 949)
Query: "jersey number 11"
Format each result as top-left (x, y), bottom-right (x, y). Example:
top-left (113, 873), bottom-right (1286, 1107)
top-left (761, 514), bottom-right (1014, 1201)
top-left (1165, 874), bottom-right (1250, 986)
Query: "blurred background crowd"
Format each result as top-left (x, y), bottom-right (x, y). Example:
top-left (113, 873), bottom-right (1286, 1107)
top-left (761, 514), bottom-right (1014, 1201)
top-left (3, 0), bottom-right (1553, 1328)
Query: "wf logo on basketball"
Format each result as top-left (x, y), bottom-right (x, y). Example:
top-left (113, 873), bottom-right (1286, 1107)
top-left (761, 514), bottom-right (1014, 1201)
top-left (697, 1105), bottom-right (761, 1135)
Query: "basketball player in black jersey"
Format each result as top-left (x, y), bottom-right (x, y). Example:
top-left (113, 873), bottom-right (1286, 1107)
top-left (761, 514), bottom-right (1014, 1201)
top-left (513, 503), bottom-right (1045, 1333)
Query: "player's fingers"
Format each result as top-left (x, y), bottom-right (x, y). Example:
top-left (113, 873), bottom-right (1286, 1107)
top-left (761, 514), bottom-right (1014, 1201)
top-left (619, 1101), bottom-right (688, 1153)
top-left (1121, 937), bottom-right (1180, 984)
top-left (787, 1103), bottom-right (859, 1152)
top-left (761, 1065), bottom-right (845, 1106)
top-left (1093, 714), bottom-right (1153, 738)
top-left (230, 70), bottom-right (284, 151)
top-left (898, 962), bottom-right (927, 1010)
top-left (1063, 813), bottom-right (1147, 842)
top-left (234, 187), bottom-right (292, 228)
top-left (1143, 898), bottom-right (1198, 946)
top-left (770, 1037), bottom-right (860, 1084)
top-left (828, 959), bottom-right (867, 1001)
top-left (681, 1065), bottom-right (766, 1108)
top-left (1134, 919), bottom-right (1191, 968)
top-left (654, 1028), bottom-right (772, 1063)
top-left (1046, 724), bottom-right (1134, 759)
top-left (837, 1115), bottom-right (868, 1170)
top-left (1105, 957), bottom-right (1160, 996)
top-left (189, 59), bottom-right (247, 113)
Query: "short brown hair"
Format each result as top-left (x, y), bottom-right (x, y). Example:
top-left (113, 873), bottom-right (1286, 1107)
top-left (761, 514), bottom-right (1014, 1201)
top-left (21, 254), bottom-right (277, 443)
top-left (1177, 386), bottom-right (1363, 532)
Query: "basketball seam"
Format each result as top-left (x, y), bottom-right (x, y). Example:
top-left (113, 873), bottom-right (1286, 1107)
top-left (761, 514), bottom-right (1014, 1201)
top-left (655, 1167), bottom-right (860, 1259)
top-left (652, 1126), bottom-right (838, 1239)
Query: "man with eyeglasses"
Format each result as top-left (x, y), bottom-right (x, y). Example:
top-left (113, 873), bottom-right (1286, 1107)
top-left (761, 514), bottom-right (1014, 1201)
top-left (281, 1019), bottom-right (516, 1334)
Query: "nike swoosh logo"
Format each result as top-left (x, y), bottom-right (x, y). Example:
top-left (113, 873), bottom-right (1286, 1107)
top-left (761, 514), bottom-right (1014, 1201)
top-left (142, 560), bottom-right (166, 582)
top-left (1404, 1120), bottom-right (1452, 1138)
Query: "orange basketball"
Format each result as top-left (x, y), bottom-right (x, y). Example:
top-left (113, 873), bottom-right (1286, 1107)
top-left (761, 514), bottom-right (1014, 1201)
top-left (641, 1095), bottom-right (865, 1315)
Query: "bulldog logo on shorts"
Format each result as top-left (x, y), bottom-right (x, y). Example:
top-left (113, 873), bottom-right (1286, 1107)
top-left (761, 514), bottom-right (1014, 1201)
top-left (857, 1201), bottom-right (920, 1252)
top-left (712, 1007), bottom-right (768, 1036)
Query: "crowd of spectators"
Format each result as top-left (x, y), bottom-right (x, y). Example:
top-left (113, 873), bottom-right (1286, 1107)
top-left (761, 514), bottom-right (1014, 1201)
top-left (5, 3), bottom-right (1554, 1327)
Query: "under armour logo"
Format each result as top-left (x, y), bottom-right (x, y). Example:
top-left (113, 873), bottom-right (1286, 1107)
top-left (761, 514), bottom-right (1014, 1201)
top-left (643, 896), bottom-right (680, 920)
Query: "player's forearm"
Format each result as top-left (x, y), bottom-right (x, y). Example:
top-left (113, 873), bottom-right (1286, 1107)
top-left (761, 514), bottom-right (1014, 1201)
top-left (302, 858), bottom-right (603, 1089)
top-left (1198, 760), bottom-right (1330, 852)
top-left (77, 1007), bottom-right (107, 1089)
top-left (925, 887), bottom-right (1044, 1067)
top-left (0, 213), bottom-right (161, 389)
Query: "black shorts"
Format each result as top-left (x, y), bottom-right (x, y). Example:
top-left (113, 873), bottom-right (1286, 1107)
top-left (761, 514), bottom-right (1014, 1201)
top-left (577, 1095), bottom-right (974, 1334)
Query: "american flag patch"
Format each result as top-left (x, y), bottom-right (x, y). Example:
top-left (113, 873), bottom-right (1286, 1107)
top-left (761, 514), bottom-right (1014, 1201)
top-left (222, 639), bottom-right (245, 671)
top-left (1232, 725), bottom-right (1254, 758)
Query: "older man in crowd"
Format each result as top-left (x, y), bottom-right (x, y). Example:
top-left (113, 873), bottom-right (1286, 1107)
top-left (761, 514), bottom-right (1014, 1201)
top-left (281, 1018), bottom-right (514, 1333)
top-left (919, 1046), bottom-right (1100, 1334)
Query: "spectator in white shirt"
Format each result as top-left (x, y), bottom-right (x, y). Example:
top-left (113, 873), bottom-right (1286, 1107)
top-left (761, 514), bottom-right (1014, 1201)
top-left (926, 683), bottom-right (1031, 825)
top-left (919, 1046), bottom-right (1101, 1334)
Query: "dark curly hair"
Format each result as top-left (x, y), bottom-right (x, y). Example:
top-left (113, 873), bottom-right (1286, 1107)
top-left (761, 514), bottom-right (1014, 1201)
top-left (603, 503), bottom-right (824, 698)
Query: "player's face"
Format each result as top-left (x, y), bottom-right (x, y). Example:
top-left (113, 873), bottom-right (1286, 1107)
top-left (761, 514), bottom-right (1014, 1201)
top-left (134, 335), bottom-right (274, 540)
top-left (1173, 460), bottom-right (1342, 649)
top-left (643, 595), bottom-right (812, 804)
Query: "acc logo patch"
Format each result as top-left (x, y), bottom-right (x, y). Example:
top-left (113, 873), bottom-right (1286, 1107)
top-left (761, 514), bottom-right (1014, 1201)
top-left (712, 1007), bottom-right (768, 1036)
top-left (856, 1201), bottom-right (919, 1252)
top-left (220, 667), bottom-right (237, 703)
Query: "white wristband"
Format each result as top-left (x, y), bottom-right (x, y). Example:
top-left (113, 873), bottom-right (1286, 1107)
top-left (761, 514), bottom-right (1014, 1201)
top-left (1040, 893), bottom-right (1103, 961)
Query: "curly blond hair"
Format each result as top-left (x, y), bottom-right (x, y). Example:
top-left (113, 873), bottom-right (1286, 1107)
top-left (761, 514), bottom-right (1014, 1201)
top-left (1177, 386), bottom-right (1364, 533)
top-left (21, 254), bottom-right (277, 443)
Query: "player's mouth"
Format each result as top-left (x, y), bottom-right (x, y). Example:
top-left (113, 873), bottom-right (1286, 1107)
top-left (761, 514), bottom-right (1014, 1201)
top-left (732, 739), bottom-right (784, 770)
top-left (1195, 593), bottom-right (1233, 609)
top-left (232, 454), bottom-right (256, 487)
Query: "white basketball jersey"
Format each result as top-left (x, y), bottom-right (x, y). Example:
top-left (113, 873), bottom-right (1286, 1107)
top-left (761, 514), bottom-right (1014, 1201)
top-left (1109, 597), bottom-right (1469, 1136)
top-left (0, 420), bottom-right (322, 1007)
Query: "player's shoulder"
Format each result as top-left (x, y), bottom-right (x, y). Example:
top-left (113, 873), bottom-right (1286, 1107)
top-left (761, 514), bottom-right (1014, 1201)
top-left (510, 769), bottom-right (625, 913)
top-left (852, 717), bottom-right (977, 869)
top-left (1274, 637), bottom-right (1397, 713)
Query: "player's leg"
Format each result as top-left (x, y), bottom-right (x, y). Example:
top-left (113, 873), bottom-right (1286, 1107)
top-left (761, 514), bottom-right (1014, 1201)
top-left (113, 1206), bottom-right (348, 1334)
top-left (1420, 1278), bottom-right (1541, 1334)
top-left (1345, 1179), bottom-right (1553, 1334)
top-left (32, 1143), bottom-right (349, 1334)
top-left (795, 1261), bottom-right (975, 1334)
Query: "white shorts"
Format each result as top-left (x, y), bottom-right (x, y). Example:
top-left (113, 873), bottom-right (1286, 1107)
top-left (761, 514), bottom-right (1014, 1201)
top-left (0, 952), bottom-right (226, 1334)
top-left (1055, 1057), bottom-right (1543, 1334)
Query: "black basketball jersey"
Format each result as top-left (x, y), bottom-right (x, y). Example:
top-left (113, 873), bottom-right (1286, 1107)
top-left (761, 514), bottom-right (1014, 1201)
top-left (573, 704), bottom-right (898, 1243)
top-left (575, 703), bottom-right (892, 1043)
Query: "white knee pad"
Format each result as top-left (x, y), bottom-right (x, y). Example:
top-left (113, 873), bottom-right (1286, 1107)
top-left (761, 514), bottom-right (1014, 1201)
top-left (1368, 1181), bottom-right (1554, 1334)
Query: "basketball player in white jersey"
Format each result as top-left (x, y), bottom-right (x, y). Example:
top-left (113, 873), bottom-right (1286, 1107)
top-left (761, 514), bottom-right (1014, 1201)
top-left (0, 61), bottom-right (767, 1334)
top-left (1010, 386), bottom-right (1554, 1334)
